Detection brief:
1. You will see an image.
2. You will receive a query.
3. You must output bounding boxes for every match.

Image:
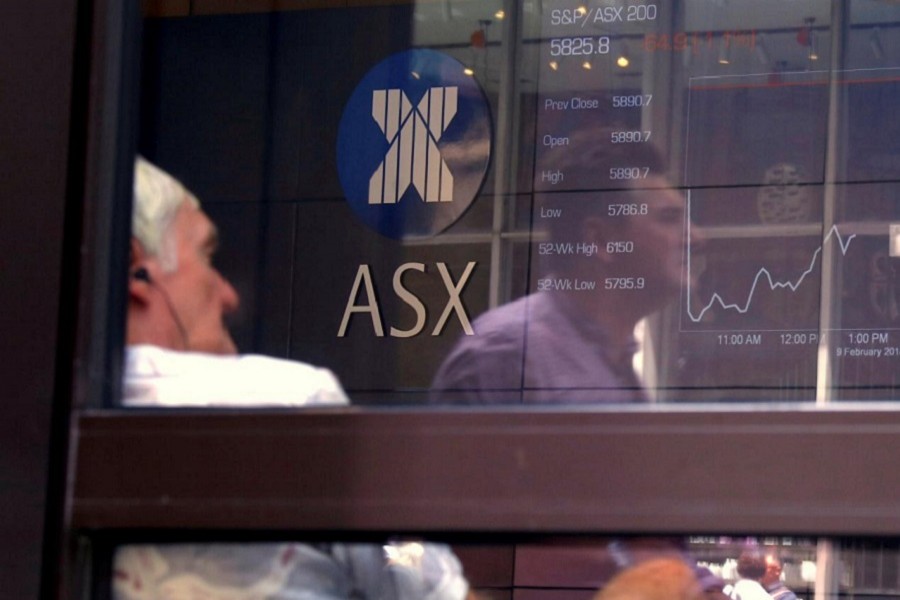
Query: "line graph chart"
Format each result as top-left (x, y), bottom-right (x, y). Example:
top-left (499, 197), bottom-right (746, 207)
top-left (671, 71), bottom-right (900, 400)
top-left (685, 194), bottom-right (856, 324)
top-left (682, 191), bottom-right (857, 331)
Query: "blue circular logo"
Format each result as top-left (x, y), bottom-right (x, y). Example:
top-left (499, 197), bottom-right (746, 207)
top-left (337, 49), bottom-right (492, 239)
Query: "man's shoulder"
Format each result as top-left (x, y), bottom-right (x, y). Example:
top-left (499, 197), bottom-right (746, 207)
top-left (124, 345), bottom-right (349, 407)
top-left (768, 584), bottom-right (797, 600)
top-left (430, 294), bottom-right (574, 403)
top-left (469, 293), bottom-right (532, 333)
top-left (463, 292), bottom-right (567, 340)
top-left (436, 295), bottom-right (532, 362)
top-left (732, 579), bottom-right (772, 600)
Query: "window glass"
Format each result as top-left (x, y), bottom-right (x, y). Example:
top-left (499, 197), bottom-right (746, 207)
top-left (128, 0), bottom-right (900, 408)
top-left (111, 536), bottom-right (900, 599)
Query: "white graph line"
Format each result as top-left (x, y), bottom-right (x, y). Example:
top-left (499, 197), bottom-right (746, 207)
top-left (686, 193), bottom-right (856, 323)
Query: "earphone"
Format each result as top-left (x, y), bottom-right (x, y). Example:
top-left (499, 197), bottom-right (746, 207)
top-left (133, 267), bottom-right (151, 283)
top-left (133, 266), bottom-right (189, 350)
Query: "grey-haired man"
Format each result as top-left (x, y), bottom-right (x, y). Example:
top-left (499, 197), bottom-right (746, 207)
top-left (116, 158), bottom-right (470, 600)
top-left (125, 157), bottom-right (347, 407)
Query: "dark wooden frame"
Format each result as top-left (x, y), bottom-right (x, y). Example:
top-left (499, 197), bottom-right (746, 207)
top-left (63, 1), bottom-right (900, 597)
top-left (1, 0), bottom-right (82, 597)
top-left (73, 408), bottom-right (900, 537)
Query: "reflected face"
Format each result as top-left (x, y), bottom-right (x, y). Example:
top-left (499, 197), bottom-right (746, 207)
top-left (619, 175), bottom-right (694, 299)
top-left (158, 203), bottom-right (240, 354)
top-left (761, 556), bottom-right (782, 586)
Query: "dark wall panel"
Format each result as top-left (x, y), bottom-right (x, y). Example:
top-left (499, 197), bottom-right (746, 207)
top-left (0, 0), bottom-right (76, 597)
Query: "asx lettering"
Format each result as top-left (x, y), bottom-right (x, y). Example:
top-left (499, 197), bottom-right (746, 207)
top-left (338, 261), bottom-right (476, 338)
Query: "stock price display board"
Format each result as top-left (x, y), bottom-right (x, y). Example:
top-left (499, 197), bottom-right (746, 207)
top-left (531, 0), bottom-right (900, 403)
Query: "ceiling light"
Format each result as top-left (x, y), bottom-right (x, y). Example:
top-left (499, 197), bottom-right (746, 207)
top-left (616, 43), bottom-right (630, 68)
top-left (718, 36), bottom-right (731, 65)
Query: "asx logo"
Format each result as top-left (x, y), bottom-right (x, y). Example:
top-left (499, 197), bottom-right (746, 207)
top-left (368, 86), bottom-right (457, 205)
top-left (337, 49), bottom-right (492, 239)
top-left (338, 261), bottom-right (476, 338)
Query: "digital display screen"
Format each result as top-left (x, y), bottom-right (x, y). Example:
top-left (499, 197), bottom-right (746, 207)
top-left (516, 0), bottom-right (900, 403)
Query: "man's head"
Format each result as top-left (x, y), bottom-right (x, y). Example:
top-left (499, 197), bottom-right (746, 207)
top-left (127, 157), bottom-right (239, 354)
top-left (736, 549), bottom-right (768, 581)
top-left (543, 137), bottom-right (695, 320)
top-left (593, 558), bottom-right (705, 600)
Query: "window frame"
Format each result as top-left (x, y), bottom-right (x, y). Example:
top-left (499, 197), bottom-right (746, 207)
top-left (72, 408), bottom-right (900, 537)
top-left (66, 1), bottom-right (900, 596)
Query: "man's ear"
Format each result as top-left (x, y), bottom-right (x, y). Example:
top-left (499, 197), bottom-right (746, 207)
top-left (128, 238), bottom-right (154, 304)
top-left (582, 216), bottom-right (614, 264)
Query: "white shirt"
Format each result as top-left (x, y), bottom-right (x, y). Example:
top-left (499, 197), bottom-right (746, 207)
top-left (117, 347), bottom-right (469, 599)
top-left (123, 344), bottom-right (349, 407)
top-left (114, 542), bottom-right (470, 600)
top-left (728, 579), bottom-right (773, 600)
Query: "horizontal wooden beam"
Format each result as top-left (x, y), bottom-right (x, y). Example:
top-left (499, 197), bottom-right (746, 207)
top-left (72, 408), bottom-right (900, 536)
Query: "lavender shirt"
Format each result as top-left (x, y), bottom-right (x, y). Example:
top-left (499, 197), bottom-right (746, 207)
top-left (431, 292), bottom-right (647, 405)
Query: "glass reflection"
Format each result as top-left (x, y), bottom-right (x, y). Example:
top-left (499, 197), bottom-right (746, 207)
top-left (116, 536), bottom-right (900, 599)
top-left (136, 0), bottom-right (900, 406)
top-left (113, 541), bottom-right (469, 599)
top-left (431, 142), bottom-right (691, 404)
